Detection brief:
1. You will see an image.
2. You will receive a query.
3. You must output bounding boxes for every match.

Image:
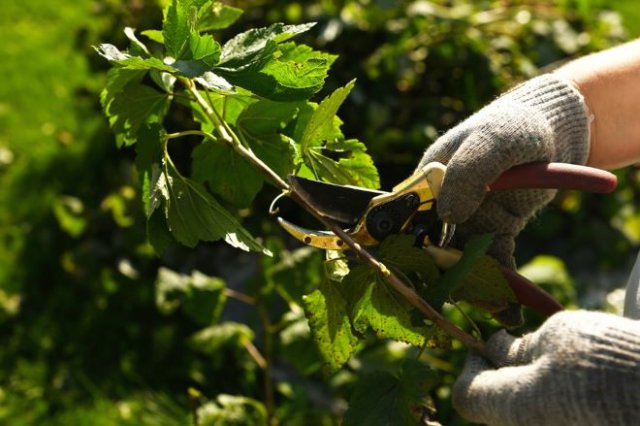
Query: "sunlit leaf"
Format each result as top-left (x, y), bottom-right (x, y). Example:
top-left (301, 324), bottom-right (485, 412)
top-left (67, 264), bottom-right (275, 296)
top-left (300, 80), bottom-right (354, 150)
top-left (378, 235), bottom-right (441, 283)
top-left (163, 0), bottom-right (191, 59)
top-left (217, 22), bottom-right (316, 71)
top-left (427, 234), bottom-right (493, 309)
top-left (155, 267), bottom-right (227, 326)
top-left (103, 83), bottom-right (171, 147)
top-left (153, 163), bottom-right (270, 254)
top-left (343, 265), bottom-right (431, 347)
top-left (52, 196), bottom-right (87, 238)
top-left (222, 43), bottom-right (335, 101)
top-left (451, 257), bottom-right (517, 313)
top-left (172, 32), bottom-right (222, 77)
top-left (191, 140), bottom-right (263, 208)
top-left (236, 99), bottom-right (299, 177)
top-left (303, 278), bottom-right (359, 373)
top-left (306, 138), bottom-right (380, 188)
top-left (198, 394), bottom-right (267, 426)
top-left (268, 246), bottom-right (323, 304)
top-left (197, 2), bottom-right (243, 32)
top-left (190, 322), bottom-right (254, 355)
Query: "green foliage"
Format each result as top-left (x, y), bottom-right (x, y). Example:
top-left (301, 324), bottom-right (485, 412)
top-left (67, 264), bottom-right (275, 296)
top-left (343, 359), bottom-right (438, 426)
top-left (96, 1), bottom-right (379, 255)
top-left (156, 267), bottom-right (227, 325)
top-left (198, 394), bottom-right (268, 426)
top-left (1, 0), bottom-right (635, 425)
top-left (303, 277), bottom-right (360, 373)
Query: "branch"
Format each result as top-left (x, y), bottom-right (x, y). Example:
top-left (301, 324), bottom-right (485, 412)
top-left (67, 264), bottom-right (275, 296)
top-left (185, 79), bottom-right (487, 356)
top-left (292, 188), bottom-right (488, 355)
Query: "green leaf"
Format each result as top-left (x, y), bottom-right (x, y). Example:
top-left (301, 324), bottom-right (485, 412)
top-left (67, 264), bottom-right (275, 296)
top-left (52, 196), bottom-right (87, 238)
top-left (189, 32), bottom-right (221, 64)
top-left (197, 1), bottom-right (243, 32)
top-left (188, 90), bottom-right (256, 133)
top-left (95, 43), bottom-right (130, 61)
top-left (135, 124), bottom-right (164, 176)
top-left (428, 234), bottom-right (494, 310)
top-left (190, 322), bottom-right (254, 355)
top-left (343, 359), bottom-right (438, 426)
top-left (96, 44), bottom-right (177, 73)
top-left (336, 236), bottom-right (442, 349)
top-left (163, 0), bottom-right (191, 59)
top-left (103, 83), bottom-right (171, 147)
top-left (147, 163), bottom-right (166, 219)
top-left (191, 140), bottom-right (264, 208)
top-left (101, 66), bottom-right (146, 98)
top-left (100, 68), bottom-right (146, 129)
top-left (195, 72), bottom-right (234, 92)
top-left (146, 207), bottom-right (176, 254)
top-left (343, 265), bottom-right (431, 347)
top-left (236, 99), bottom-right (299, 178)
top-left (221, 42), bottom-right (336, 101)
top-left (124, 27), bottom-right (150, 56)
top-left (262, 42), bottom-right (335, 97)
top-left (153, 163), bottom-right (270, 254)
top-left (172, 32), bottom-right (222, 77)
top-left (269, 246), bottom-right (323, 305)
top-left (450, 257), bottom-right (517, 314)
top-left (378, 235), bottom-right (440, 285)
top-left (141, 29), bottom-right (164, 44)
top-left (135, 123), bottom-right (165, 221)
top-left (300, 80), bottom-right (354, 150)
top-left (278, 308), bottom-right (323, 375)
top-left (305, 138), bottom-right (380, 188)
top-left (303, 278), bottom-right (359, 373)
top-left (217, 22), bottom-right (315, 72)
top-left (198, 394), bottom-right (267, 426)
top-left (295, 81), bottom-right (379, 187)
top-left (155, 267), bottom-right (227, 326)
top-left (329, 139), bottom-right (380, 187)
top-left (237, 99), bottom-right (300, 136)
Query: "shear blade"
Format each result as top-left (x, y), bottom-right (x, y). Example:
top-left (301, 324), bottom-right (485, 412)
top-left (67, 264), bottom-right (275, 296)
top-left (288, 175), bottom-right (386, 225)
top-left (277, 217), bottom-right (347, 250)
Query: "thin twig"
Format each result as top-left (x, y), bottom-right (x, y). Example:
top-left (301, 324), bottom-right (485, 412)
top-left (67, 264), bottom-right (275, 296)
top-left (243, 339), bottom-right (268, 369)
top-left (184, 79), bottom-right (487, 356)
top-left (225, 288), bottom-right (257, 305)
top-left (257, 305), bottom-right (276, 426)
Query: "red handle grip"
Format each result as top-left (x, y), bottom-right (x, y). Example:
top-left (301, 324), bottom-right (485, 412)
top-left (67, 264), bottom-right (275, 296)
top-left (501, 267), bottom-right (564, 317)
top-left (489, 163), bottom-right (617, 193)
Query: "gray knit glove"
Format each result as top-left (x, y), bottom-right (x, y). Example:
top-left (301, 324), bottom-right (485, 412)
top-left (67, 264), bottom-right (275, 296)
top-left (419, 74), bottom-right (590, 268)
top-left (452, 311), bottom-right (640, 426)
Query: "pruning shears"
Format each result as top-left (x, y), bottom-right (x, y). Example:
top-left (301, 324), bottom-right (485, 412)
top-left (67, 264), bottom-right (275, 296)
top-left (276, 161), bottom-right (617, 318)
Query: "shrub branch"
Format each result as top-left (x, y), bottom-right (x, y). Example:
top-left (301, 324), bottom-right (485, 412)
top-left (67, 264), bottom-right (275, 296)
top-left (184, 78), bottom-right (487, 356)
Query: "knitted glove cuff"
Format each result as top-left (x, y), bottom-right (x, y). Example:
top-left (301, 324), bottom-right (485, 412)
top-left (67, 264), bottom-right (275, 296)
top-left (501, 74), bottom-right (591, 165)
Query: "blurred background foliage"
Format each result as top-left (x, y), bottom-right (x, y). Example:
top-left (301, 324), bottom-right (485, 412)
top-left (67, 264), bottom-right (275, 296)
top-left (1, 0), bottom-right (639, 424)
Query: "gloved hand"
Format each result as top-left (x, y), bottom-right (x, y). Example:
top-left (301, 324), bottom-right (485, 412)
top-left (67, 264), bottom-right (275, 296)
top-left (452, 310), bottom-right (640, 426)
top-left (419, 74), bottom-right (591, 268)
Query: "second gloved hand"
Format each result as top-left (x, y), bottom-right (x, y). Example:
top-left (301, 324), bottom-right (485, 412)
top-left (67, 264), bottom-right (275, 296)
top-left (419, 74), bottom-right (591, 268)
top-left (452, 310), bottom-right (640, 426)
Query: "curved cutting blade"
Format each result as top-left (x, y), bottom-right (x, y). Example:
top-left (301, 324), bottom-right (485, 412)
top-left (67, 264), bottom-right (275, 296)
top-left (288, 176), bottom-right (387, 225)
top-left (277, 217), bottom-right (347, 250)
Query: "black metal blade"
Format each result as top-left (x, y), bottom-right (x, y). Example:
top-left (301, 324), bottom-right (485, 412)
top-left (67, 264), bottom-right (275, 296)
top-left (288, 176), bottom-right (387, 225)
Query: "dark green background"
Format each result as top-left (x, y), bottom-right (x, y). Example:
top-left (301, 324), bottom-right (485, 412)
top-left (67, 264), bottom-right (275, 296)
top-left (1, 0), bottom-right (639, 424)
